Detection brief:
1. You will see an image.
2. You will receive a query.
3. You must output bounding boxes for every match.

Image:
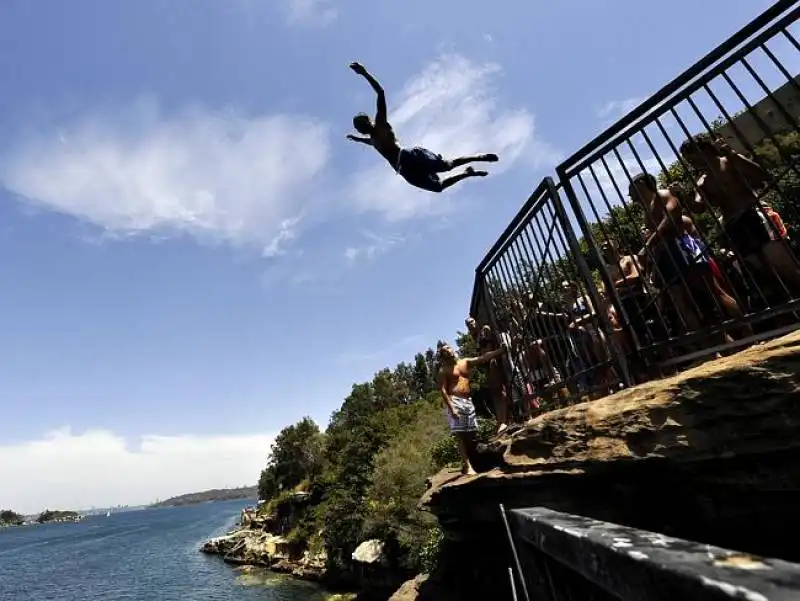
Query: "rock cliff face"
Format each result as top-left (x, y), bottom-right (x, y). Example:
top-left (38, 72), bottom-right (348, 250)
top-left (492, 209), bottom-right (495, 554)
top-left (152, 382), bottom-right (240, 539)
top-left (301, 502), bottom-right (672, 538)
top-left (416, 331), bottom-right (800, 600)
top-left (200, 496), bottom-right (326, 582)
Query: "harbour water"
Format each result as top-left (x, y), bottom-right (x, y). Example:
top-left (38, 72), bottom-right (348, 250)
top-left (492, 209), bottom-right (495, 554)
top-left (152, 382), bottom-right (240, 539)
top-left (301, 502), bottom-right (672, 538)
top-left (0, 499), bottom-right (325, 601)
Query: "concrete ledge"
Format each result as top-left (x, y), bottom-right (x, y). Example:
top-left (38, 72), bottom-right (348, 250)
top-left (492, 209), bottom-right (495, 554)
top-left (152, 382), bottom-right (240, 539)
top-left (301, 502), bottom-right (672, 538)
top-left (509, 507), bottom-right (800, 601)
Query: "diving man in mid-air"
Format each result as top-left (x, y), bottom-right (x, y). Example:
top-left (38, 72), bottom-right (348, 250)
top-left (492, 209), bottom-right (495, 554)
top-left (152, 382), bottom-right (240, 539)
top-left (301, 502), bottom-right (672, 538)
top-left (346, 61), bottom-right (499, 193)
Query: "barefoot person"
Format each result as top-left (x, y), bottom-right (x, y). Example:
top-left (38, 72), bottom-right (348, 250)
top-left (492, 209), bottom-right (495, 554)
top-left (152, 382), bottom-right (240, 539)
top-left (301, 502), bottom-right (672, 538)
top-left (437, 341), bottom-right (507, 475)
top-left (346, 61), bottom-right (499, 192)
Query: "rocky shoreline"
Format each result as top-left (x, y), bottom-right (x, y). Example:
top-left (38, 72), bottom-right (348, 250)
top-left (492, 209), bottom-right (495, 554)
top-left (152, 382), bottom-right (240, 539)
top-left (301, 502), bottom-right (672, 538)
top-left (199, 504), bottom-right (327, 583)
top-left (200, 502), bottom-right (423, 600)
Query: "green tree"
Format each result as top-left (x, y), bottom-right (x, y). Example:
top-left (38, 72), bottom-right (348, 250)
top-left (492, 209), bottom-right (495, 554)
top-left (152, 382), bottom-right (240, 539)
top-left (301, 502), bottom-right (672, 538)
top-left (0, 510), bottom-right (23, 525)
top-left (363, 397), bottom-right (447, 570)
top-left (258, 417), bottom-right (324, 500)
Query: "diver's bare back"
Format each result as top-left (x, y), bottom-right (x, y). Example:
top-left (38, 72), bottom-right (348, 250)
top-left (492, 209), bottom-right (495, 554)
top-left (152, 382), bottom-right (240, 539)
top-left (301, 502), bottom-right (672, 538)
top-left (370, 122), bottom-right (401, 167)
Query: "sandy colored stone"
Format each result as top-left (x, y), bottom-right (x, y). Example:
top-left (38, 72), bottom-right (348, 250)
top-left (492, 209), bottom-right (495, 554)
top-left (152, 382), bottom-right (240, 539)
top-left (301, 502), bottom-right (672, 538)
top-left (422, 330), bottom-right (800, 509)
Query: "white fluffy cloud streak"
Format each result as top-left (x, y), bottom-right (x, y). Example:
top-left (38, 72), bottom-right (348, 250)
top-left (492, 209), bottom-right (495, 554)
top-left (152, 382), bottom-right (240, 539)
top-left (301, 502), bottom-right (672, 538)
top-left (283, 0), bottom-right (337, 26)
top-left (0, 428), bottom-right (274, 514)
top-left (348, 55), bottom-right (543, 221)
top-left (0, 103), bottom-right (329, 250)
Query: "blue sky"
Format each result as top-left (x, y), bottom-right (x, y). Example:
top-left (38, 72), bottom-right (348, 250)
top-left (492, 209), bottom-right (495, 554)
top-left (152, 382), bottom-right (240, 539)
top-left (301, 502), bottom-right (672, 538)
top-left (0, 0), bottom-right (779, 511)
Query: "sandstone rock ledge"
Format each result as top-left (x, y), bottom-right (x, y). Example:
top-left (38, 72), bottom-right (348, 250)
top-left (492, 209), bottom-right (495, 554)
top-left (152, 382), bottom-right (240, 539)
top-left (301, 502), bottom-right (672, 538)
top-left (416, 330), bottom-right (800, 600)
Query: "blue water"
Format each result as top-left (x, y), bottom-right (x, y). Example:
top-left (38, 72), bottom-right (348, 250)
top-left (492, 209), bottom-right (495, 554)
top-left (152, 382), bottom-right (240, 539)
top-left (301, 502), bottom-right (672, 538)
top-left (0, 500), bottom-right (326, 601)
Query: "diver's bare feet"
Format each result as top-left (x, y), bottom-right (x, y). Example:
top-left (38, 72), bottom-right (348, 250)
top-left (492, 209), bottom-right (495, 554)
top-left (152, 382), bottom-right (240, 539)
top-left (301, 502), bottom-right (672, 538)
top-left (466, 167), bottom-right (488, 177)
top-left (461, 464), bottom-right (477, 476)
top-left (480, 153), bottom-right (499, 162)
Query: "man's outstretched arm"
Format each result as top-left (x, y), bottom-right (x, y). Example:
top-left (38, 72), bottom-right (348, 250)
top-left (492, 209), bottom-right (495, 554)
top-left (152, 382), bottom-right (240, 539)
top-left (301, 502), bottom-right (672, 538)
top-left (465, 346), bottom-right (507, 368)
top-left (349, 62), bottom-right (387, 125)
top-left (346, 134), bottom-right (373, 145)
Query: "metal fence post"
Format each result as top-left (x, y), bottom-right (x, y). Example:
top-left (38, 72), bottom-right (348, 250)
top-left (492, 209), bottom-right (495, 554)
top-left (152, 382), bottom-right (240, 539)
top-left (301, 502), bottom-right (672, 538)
top-left (548, 177), bottom-right (634, 388)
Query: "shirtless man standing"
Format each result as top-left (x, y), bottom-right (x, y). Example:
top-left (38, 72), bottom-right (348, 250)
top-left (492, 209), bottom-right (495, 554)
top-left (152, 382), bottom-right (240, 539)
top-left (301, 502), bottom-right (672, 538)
top-left (346, 61), bottom-right (500, 193)
top-left (679, 135), bottom-right (800, 293)
top-left (630, 172), bottom-right (743, 338)
top-left (601, 239), bottom-right (649, 348)
top-left (437, 341), bottom-right (506, 475)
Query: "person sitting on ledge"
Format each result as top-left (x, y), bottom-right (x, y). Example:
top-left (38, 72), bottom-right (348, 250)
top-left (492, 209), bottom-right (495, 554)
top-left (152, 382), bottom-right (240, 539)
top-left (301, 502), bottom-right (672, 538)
top-left (346, 61), bottom-right (499, 193)
top-left (437, 341), bottom-right (507, 475)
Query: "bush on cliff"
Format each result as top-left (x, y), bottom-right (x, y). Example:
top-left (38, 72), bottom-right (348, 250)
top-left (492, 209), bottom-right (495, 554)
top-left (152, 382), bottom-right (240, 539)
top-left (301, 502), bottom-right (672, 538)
top-left (362, 395), bottom-right (446, 568)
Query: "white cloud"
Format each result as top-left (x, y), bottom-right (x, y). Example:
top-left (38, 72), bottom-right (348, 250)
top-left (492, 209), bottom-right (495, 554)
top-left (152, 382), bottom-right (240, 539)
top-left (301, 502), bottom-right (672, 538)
top-left (347, 54), bottom-right (549, 222)
top-left (263, 216), bottom-right (302, 258)
top-left (344, 231), bottom-right (405, 264)
top-left (0, 100), bottom-right (329, 250)
top-left (0, 427), bottom-right (274, 514)
top-left (597, 96), bottom-right (646, 121)
top-left (282, 0), bottom-right (337, 26)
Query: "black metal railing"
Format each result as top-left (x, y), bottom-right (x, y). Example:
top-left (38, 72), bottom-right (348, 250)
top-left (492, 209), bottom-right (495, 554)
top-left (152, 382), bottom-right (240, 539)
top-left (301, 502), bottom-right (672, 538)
top-left (472, 178), bottom-right (632, 410)
top-left (502, 505), bottom-right (800, 601)
top-left (470, 1), bottom-right (800, 408)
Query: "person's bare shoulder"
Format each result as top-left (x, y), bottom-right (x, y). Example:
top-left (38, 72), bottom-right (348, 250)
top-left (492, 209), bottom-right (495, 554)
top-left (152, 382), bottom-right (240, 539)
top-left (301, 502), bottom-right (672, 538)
top-left (456, 358), bottom-right (471, 373)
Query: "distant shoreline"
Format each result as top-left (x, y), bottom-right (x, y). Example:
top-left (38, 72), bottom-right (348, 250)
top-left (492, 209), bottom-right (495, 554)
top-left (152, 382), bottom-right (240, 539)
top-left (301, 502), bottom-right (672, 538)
top-left (150, 486), bottom-right (258, 508)
top-left (1, 510), bottom-right (83, 530)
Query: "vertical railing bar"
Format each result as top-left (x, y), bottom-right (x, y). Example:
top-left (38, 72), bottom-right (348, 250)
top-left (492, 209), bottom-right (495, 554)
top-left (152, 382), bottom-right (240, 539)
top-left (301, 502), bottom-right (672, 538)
top-left (508, 567), bottom-right (519, 601)
top-left (547, 197), bottom-right (611, 392)
top-left (670, 101), bottom-right (771, 307)
top-left (693, 86), bottom-right (795, 299)
top-left (705, 79), bottom-right (800, 304)
top-left (583, 162), bottom-right (645, 351)
top-left (651, 114), bottom-right (748, 317)
top-left (781, 28), bottom-right (800, 52)
top-left (556, 172), bottom-right (633, 387)
top-left (741, 55), bottom-right (800, 131)
top-left (598, 150), bottom-right (671, 332)
top-left (528, 212), bottom-right (573, 373)
top-left (548, 178), bottom-right (633, 387)
top-left (624, 135), bottom-right (706, 330)
top-left (759, 41), bottom-right (800, 94)
top-left (639, 125), bottom-right (729, 322)
top-left (716, 73), bottom-right (800, 181)
top-left (500, 504), bottom-right (531, 601)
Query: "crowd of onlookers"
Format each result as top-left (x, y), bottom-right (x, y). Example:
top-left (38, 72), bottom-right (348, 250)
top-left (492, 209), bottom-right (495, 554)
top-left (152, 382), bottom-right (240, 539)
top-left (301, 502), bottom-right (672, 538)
top-left (443, 133), bottom-right (800, 443)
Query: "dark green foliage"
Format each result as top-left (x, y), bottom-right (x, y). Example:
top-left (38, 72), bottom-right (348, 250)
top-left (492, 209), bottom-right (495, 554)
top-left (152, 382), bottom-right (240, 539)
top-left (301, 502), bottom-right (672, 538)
top-left (258, 417), bottom-right (324, 500)
top-left (153, 486), bottom-right (257, 507)
top-left (254, 334), bottom-right (493, 578)
top-left (0, 510), bottom-right (24, 525)
top-left (419, 525), bottom-right (444, 574)
top-left (36, 510), bottom-right (78, 523)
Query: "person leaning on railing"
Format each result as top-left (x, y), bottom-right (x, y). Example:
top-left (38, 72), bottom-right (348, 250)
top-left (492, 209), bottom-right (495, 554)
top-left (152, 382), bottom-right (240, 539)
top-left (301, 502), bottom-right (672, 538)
top-left (680, 135), bottom-right (800, 298)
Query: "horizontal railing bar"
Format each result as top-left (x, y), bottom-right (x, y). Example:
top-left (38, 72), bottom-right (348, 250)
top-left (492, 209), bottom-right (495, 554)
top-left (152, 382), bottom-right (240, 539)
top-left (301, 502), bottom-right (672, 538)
top-left (638, 299), bottom-right (800, 360)
top-left (557, 0), bottom-right (799, 177)
top-left (509, 507), bottom-right (800, 601)
top-left (654, 322), bottom-right (800, 370)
